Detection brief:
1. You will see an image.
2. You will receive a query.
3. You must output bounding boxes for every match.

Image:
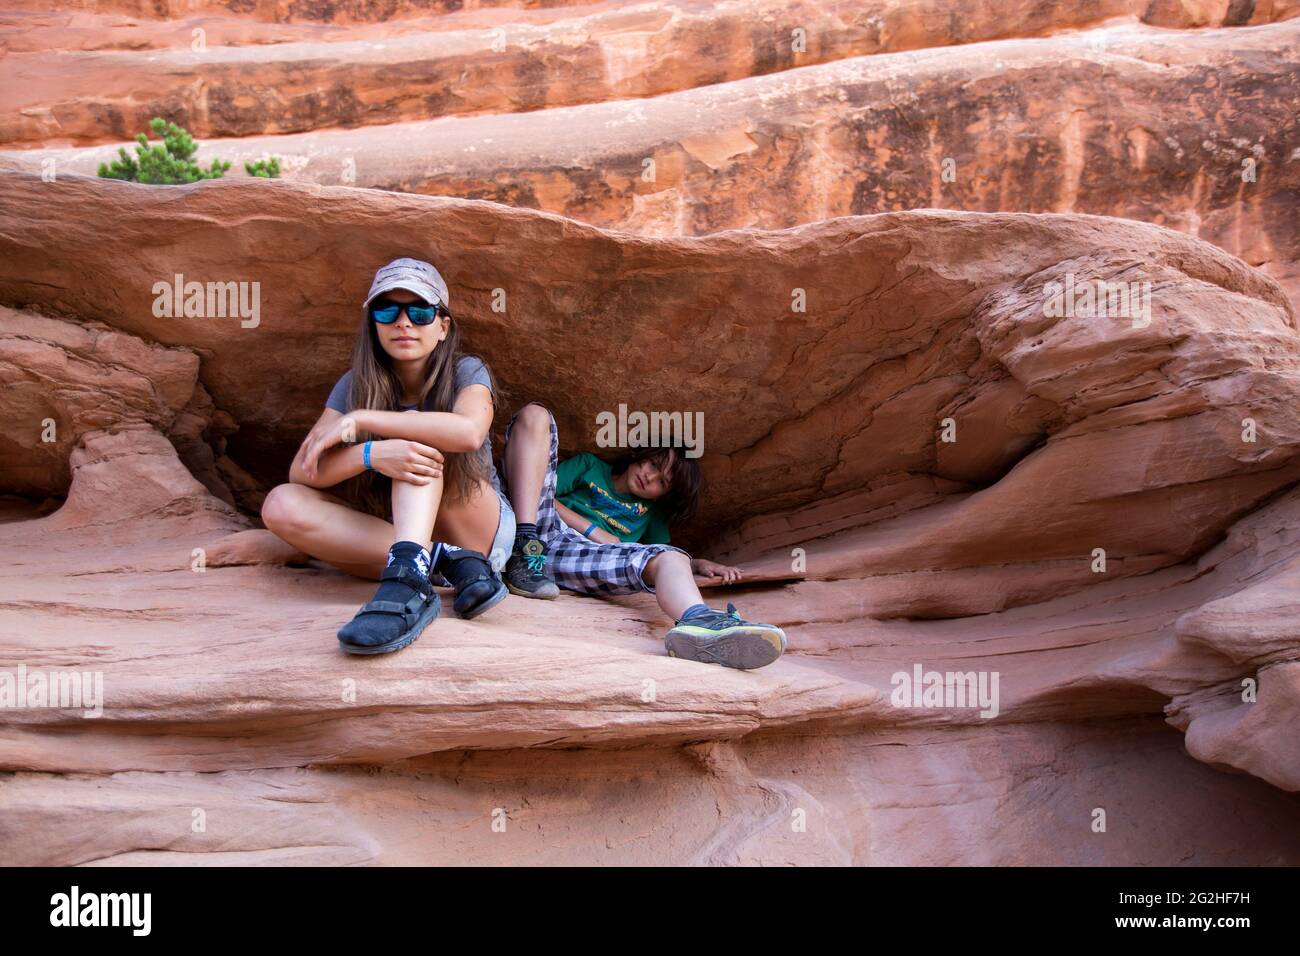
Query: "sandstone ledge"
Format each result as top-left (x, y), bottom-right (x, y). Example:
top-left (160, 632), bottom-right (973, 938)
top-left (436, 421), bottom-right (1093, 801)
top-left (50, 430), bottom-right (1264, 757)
top-left (0, 173), bottom-right (1297, 865)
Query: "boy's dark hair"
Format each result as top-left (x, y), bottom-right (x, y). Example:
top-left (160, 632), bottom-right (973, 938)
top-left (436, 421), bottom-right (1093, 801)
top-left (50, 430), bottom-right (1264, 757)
top-left (611, 446), bottom-right (702, 527)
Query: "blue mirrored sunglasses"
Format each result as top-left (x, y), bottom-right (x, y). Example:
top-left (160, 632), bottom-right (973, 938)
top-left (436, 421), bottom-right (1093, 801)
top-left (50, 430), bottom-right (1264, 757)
top-left (369, 297), bottom-right (443, 325)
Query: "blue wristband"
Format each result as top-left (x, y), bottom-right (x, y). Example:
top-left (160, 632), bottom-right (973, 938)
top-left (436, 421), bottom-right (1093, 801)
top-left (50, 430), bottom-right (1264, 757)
top-left (584, 522), bottom-right (598, 537)
top-left (363, 440), bottom-right (373, 470)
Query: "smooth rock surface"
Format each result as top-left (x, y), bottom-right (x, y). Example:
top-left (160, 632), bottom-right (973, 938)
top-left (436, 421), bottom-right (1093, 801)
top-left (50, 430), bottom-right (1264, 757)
top-left (14, 0), bottom-right (1287, 146)
top-left (7, 13), bottom-right (1297, 308)
top-left (0, 175), bottom-right (1298, 866)
top-left (2, 175), bottom-right (1295, 570)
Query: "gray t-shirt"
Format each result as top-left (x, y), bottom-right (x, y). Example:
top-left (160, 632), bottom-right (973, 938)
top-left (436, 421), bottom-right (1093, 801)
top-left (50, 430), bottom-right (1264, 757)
top-left (325, 355), bottom-right (501, 492)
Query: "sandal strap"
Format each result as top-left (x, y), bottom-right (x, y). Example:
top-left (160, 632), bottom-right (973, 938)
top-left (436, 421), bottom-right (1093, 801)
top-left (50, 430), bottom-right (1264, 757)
top-left (356, 588), bottom-right (430, 625)
top-left (380, 562), bottom-right (432, 594)
top-left (441, 550), bottom-right (494, 587)
top-left (364, 597), bottom-right (416, 615)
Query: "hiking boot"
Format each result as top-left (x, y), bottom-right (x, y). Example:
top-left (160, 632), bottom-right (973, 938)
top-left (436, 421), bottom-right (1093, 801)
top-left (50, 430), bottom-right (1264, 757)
top-left (665, 602), bottom-right (786, 670)
top-left (504, 537), bottom-right (560, 599)
top-left (436, 547), bottom-right (508, 619)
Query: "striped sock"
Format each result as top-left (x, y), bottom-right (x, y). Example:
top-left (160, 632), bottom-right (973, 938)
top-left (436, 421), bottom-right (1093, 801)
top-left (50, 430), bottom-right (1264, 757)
top-left (513, 522), bottom-right (539, 552)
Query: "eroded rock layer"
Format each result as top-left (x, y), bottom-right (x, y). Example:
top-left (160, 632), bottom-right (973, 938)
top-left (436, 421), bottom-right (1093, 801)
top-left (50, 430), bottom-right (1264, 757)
top-left (5, 725), bottom-right (1300, 866)
top-left (7, 19), bottom-right (1297, 307)
top-left (0, 176), bottom-right (1297, 867)
top-left (2, 175), bottom-right (1296, 568)
top-left (13, 0), bottom-right (1294, 146)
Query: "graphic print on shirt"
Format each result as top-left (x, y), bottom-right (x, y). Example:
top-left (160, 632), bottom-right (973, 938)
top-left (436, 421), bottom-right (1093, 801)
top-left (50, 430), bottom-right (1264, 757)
top-left (585, 479), bottom-right (647, 535)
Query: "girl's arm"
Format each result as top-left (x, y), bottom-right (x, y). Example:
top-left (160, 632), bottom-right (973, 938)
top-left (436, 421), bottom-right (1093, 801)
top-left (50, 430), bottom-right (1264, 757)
top-left (290, 409), bottom-right (366, 487)
top-left (349, 384), bottom-right (492, 454)
top-left (555, 500), bottom-right (621, 544)
top-left (297, 382), bottom-right (486, 484)
top-left (292, 408), bottom-right (444, 488)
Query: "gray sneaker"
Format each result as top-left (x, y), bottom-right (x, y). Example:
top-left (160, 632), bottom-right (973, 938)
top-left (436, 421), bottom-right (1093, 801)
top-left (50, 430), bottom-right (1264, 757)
top-left (665, 603), bottom-right (786, 670)
top-left (504, 538), bottom-right (560, 599)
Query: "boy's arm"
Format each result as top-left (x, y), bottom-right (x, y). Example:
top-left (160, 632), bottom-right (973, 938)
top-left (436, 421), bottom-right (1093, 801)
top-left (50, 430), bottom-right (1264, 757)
top-left (556, 499), bottom-right (620, 544)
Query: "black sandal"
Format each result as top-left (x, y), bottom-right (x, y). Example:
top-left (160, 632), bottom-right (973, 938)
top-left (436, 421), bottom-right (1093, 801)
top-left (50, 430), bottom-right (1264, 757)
top-left (437, 548), bottom-right (508, 619)
top-left (337, 563), bottom-right (441, 655)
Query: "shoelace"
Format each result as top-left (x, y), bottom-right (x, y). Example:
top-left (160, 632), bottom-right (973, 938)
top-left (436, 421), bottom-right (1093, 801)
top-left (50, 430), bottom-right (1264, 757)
top-left (682, 603), bottom-right (744, 626)
top-left (524, 552), bottom-right (547, 575)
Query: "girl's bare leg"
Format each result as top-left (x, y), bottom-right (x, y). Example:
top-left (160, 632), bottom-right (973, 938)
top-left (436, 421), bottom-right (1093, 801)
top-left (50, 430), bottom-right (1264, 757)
top-left (431, 479), bottom-right (502, 559)
top-left (391, 469), bottom-right (442, 552)
top-left (262, 484), bottom-right (398, 579)
top-left (262, 475), bottom-right (499, 581)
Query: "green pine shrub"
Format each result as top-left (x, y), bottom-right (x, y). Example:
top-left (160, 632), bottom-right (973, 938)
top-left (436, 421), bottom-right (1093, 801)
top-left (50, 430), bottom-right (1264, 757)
top-left (97, 118), bottom-right (278, 184)
top-left (244, 157), bottom-right (282, 178)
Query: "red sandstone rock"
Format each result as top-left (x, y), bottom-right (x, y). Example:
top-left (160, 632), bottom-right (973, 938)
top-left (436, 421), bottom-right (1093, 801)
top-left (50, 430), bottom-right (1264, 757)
top-left (15, 0), bottom-right (1282, 147)
top-left (10, 0), bottom-right (1297, 28)
top-left (3, 175), bottom-right (1294, 579)
top-left (3, 0), bottom-right (575, 23)
top-left (1, 452), bottom-right (1299, 862)
top-left (0, 3), bottom-right (598, 54)
top-left (0, 306), bottom-right (198, 495)
top-left (3, 722), bottom-right (1300, 865)
top-left (205, 528), bottom-right (309, 566)
top-left (0, 176), bottom-right (1295, 834)
top-left (7, 19), bottom-right (1295, 307)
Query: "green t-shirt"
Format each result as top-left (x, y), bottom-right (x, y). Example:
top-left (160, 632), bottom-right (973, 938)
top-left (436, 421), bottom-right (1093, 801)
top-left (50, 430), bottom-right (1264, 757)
top-left (555, 452), bottom-right (671, 544)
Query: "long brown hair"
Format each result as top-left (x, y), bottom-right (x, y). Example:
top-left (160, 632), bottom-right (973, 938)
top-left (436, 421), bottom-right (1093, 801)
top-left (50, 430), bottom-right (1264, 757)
top-left (338, 303), bottom-right (496, 518)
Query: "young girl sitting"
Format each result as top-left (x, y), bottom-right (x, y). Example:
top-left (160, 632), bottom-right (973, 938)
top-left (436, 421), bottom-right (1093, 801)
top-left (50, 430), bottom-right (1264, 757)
top-left (500, 403), bottom-right (787, 670)
top-left (261, 257), bottom-right (512, 655)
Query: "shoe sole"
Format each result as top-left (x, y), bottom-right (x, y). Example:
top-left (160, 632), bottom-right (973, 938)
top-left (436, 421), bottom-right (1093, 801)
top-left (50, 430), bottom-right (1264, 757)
top-left (457, 580), bottom-right (509, 619)
top-left (505, 580), bottom-right (560, 600)
top-left (338, 595), bottom-right (441, 656)
top-left (664, 623), bottom-right (787, 670)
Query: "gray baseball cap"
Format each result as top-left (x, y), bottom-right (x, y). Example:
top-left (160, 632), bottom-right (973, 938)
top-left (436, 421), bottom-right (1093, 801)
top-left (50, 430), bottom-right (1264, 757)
top-left (363, 257), bottom-right (450, 311)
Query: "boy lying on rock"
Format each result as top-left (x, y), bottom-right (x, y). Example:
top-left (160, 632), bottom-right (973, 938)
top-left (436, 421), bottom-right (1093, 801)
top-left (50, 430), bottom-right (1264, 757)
top-left (499, 403), bottom-right (787, 670)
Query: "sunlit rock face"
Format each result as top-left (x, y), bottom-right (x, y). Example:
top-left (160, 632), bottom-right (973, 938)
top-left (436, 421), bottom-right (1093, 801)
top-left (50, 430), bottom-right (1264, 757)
top-left (4, 12), bottom-right (1297, 303)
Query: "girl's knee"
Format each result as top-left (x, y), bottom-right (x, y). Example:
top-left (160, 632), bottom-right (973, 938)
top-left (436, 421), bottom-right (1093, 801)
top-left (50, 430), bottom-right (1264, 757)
top-left (261, 483), bottom-right (312, 533)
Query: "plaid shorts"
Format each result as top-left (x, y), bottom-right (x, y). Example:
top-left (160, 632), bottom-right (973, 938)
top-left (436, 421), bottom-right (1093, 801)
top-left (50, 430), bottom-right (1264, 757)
top-left (503, 406), bottom-right (690, 595)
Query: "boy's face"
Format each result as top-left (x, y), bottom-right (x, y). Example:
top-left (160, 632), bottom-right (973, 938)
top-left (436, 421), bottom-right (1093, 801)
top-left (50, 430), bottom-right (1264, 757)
top-left (627, 451), bottom-right (674, 500)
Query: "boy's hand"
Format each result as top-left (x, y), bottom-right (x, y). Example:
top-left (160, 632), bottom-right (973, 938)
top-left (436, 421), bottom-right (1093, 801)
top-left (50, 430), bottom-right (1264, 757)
top-left (692, 559), bottom-right (742, 584)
